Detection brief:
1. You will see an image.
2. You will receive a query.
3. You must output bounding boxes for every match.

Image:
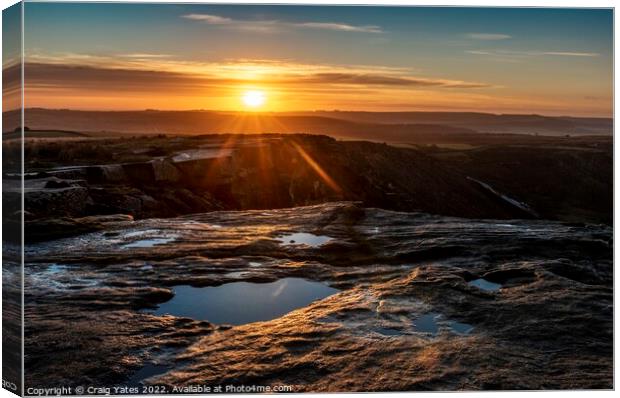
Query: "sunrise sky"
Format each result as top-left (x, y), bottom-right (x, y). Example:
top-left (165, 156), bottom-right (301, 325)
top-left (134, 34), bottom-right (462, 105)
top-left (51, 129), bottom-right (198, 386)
top-left (5, 3), bottom-right (614, 116)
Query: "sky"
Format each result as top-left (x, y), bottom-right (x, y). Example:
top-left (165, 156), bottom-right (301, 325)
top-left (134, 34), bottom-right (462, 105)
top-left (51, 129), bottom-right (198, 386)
top-left (9, 3), bottom-right (614, 116)
top-left (2, 2), bottom-right (21, 112)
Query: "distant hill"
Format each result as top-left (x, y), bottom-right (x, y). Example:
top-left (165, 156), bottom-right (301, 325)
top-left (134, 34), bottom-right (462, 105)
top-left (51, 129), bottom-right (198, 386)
top-left (2, 108), bottom-right (612, 141)
top-left (3, 129), bottom-right (91, 140)
top-left (5, 108), bottom-right (476, 142)
top-left (291, 111), bottom-right (612, 136)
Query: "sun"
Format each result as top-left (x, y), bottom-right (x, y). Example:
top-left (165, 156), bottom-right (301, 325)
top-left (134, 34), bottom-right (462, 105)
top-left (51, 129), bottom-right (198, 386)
top-left (242, 90), bottom-right (266, 108)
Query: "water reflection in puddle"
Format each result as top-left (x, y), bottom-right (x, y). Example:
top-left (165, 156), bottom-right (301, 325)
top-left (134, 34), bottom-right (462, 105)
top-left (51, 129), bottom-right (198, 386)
top-left (413, 313), bottom-right (440, 335)
top-left (276, 233), bottom-right (333, 247)
top-left (412, 313), bottom-right (474, 336)
top-left (374, 327), bottom-right (402, 336)
top-left (450, 321), bottom-right (474, 335)
top-left (468, 278), bottom-right (502, 292)
top-left (123, 237), bottom-right (176, 249)
top-left (154, 278), bottom-right (339, 325)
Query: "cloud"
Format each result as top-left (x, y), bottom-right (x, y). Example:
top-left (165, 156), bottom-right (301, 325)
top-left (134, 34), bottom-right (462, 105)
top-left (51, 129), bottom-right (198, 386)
top-left (182, 13), bottom-right (278, 33)
top-left (25, 51), bottom-right (414, 76)
top-left (182, 14), bottom-right (233, 24)
top-left (541, 51), bottom-right (600, 57)
top-left (2, 63), bottom-right (21, 99)
top-left (294, 22), bottom-right (382, 33)
top-left (467, 33), bottom-right (512, 40)
top-left (181, 13), bottom-right (383, 34)
top-left (301, 72), bottom-right (490, 88)
top-left (18, 59), bottom-right (491, 96)
top-left (465, 50), bottom-right (492, 55)
top-left (466, 49), bottom-right (600, 58)
top-left (23, 63), bottom-right (208, 92)
top-left (118, 53), bottom-right (174, 59)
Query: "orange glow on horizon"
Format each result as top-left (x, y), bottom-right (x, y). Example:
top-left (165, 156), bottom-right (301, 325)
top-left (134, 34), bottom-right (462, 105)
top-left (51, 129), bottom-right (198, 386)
top-left (17, 56), bottom-right (613, 117)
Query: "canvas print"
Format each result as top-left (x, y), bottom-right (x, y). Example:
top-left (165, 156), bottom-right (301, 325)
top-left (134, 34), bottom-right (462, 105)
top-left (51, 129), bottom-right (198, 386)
top-left (1, 1), bottom-right (614, 395)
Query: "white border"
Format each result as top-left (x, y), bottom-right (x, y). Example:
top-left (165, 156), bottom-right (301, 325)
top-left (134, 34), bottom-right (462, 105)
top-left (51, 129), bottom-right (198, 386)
top-left (0, 2), bottom-right (617, 398)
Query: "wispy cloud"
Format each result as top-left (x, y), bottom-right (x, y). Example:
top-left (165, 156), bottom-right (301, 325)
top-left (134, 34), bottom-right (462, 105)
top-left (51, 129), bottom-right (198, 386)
top-left (181, 13), bottom-right (383, 34)
top-left (18, 53), bottom-right (491, 95)
top-left (466, 49), bottom-right (600, 57)
top-left (465, 50), bottom-right (492, 55)
top-left (467, 33), bottom-right (512, 40)
top-left (183, 14), bottom-right (233, 24)
top-left (118, 53), bottom-right (174, 59)
top-left (294, 22), bottom-right (382, 33)
top-left (302, 72), bottom-right (490, 88)
top-left (542, 51), bottom-right (600, 57)
top-left (20, 62), bottom-right (490, 92)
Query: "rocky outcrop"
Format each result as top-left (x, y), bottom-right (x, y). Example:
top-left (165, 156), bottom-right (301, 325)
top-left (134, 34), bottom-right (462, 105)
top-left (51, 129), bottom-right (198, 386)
top-left (17, 135), bottom-right (544, 229)
top-left (21, 202), bottom-right (612, 390)
top-left (21, 158), bottom-right (224, 221)
top-left (19, 177), bottom-right (94, 219)
top-left (101, 164), bottom-right (127, 183)
top-left (152, 159), bottom-right (181, 183)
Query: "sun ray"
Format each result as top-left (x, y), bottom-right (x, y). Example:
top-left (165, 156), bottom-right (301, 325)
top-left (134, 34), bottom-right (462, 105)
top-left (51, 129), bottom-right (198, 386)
top-left (290, 142), bottom-right (343, 195)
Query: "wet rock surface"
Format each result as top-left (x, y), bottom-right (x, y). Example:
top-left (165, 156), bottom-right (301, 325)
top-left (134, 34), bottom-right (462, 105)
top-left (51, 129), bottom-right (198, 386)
top-left (21, 202), bottom-right (612, 391)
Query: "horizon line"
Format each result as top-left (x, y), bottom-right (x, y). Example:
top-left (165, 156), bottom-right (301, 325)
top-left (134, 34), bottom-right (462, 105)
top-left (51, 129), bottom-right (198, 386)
top-left (3, 107), bottom-right (613, 119)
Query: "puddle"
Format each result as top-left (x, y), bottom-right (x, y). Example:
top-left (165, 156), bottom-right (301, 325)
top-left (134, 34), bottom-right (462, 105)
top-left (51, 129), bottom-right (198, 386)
top-left (413, 313), bottom-right (440, 335)
top-left (413, 313), bottom-right (474, 336)
top-left (123, 237), bottom-right (176, 249)
top-left (154, 278), bottom-right (339, 325)
top-left (276, 233), bottom-right (333, 247)
top-left (449, 321), bottom-right (474, 335)
top-left (126, 363), bottom-right (170, 386)
top-left (374, 327), bottom-right (402, 336)
top-left (468, 278), bottom-right (502, 292)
